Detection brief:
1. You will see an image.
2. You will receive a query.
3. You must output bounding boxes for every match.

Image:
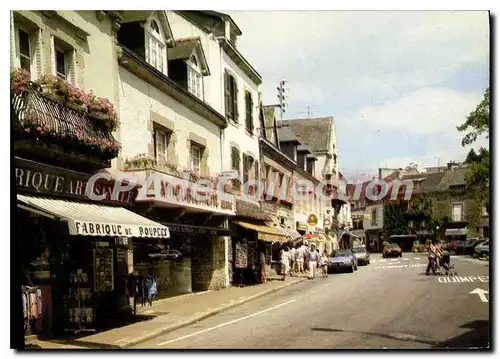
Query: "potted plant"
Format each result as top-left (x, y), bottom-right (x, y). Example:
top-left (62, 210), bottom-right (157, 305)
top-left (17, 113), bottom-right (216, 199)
top-left (36, 75), bottom-right (68, 102)
top-left (66, 83), bottom-right (89, 113)
top-left (10, 67), bottom-right (31, 94)
top-left (87, 93), bottom-right (118, 131)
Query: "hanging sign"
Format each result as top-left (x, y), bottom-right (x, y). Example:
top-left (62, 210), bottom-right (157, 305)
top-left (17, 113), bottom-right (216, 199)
top-left (69, 220), bottom-right (170, 238)
top-left (307, 214), bottom-right (318, 227)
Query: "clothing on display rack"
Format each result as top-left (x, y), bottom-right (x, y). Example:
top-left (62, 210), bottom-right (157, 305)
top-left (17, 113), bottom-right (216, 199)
top-left (22, 286), bottom-right (42, 334)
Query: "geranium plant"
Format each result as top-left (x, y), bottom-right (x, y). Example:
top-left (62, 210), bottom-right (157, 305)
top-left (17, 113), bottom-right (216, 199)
top-left (87, 92), bottom-right (118, 130)
top-left (11, 67), bottom-right (31, 94)
top-left (37, 75), bottom-right (69, 98)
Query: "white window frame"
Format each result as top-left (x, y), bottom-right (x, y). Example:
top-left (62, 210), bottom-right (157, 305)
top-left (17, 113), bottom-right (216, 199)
top-left (452, 202), bottom-right (464, 222)
top-left (145, 19), bottom-right (167, 74)
top-left (190, 144), bottom-right (202, 173)
top-left (155, 129), bottom-right (169, 164)
top-left (52, 37), bottom-right (76, 83)
top-left (187, 55), bottom-right (203, 100)
top-left (14, 25), bottom-right (36, 78)
top-left (14, 25), bottom-right (35, 76)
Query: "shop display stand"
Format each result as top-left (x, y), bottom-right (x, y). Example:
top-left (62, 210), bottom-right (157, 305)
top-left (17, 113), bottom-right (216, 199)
top-left (64, 273), bottom-right (95, 335)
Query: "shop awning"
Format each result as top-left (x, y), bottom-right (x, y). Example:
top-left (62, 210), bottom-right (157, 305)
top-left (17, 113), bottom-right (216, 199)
top-left (285, 229), bottom-right (302, 241)
top-left (17, 195), bottom-right (170, 238)
top-left (445, 228), bottom-right (468, 236)
top-left (233, 220), bottom-right (288, 243)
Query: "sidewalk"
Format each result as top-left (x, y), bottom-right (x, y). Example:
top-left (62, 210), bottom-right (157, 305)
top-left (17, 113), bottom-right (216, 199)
top-left (27, 276), bottom-right (305, 349)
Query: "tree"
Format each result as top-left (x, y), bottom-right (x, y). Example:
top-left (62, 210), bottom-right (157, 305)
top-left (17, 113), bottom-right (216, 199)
top-left (457, 87), bottom-right (490, 215)
top-left (457, 88), bottom-right (490, 146)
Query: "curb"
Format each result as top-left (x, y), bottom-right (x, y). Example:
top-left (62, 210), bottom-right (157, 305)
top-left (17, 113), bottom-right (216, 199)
top-left (117, 278), bottom-right (306, 348)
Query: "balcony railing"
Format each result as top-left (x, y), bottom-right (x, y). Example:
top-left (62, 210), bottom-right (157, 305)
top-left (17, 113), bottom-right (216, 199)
top-left (12, 83), bottom-right (120, 171)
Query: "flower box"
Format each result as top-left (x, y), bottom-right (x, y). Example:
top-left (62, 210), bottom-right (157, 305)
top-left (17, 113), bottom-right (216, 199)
top-left (89, 110), bottom-right (109, 121)
top-left (67, 101), bottom-right (88, 114)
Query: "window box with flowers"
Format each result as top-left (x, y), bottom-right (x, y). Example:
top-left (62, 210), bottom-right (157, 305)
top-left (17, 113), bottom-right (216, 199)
top-left (11, 68), bottom-right (119, 132)
top-left (17, 109), bottom-right (121, 160)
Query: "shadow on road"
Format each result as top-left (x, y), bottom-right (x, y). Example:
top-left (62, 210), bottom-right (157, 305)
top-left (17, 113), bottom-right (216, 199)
top-left (311, 319), bottom-right (490, 349)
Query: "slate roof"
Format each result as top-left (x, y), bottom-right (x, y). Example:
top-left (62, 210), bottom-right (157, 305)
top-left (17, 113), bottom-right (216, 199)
top-left (168, 37), bottom-right (199, 61)
top-left (236, 199), bottom-right (271, 221)
top-left (281, 117), bottom-right (333, 153)
top-left (297, 144), bottom-right (311, 153)
top-left (436, 167), bottom-right (468, 190)
top-left (278, 125), bottom-right (301, 144)
top-left (400, 172), bottom-right (447, 194)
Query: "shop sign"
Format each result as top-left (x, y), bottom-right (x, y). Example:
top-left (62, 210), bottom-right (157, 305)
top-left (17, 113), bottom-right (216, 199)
top-left (296, 222), bottom-right (307, 231)
top-left (445, 228), bottom-right (468, 236)
top-left (15, 157), bottom-right (136, 205)
top-left (69, 220), bottom-right (170, 238)
top-left (168, 225), bottom-right (212, 235)
top-left (307, 214), bottom-right (318, 227)
top-left (143, 173), bottom-right (236, 215)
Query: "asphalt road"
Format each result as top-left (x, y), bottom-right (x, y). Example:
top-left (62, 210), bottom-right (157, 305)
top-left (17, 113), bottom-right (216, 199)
top-left (133, 253), bottom-right (490, 349)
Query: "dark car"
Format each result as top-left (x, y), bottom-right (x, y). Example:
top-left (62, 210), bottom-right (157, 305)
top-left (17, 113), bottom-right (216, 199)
top-left (455, 239), bottom-right (470, 254)
top-left (465, 238), bottom-right (488, 256)
top-left (383, 243), bottom-right (402, 258)
top-left (352, 246), bottom-right (371, 265)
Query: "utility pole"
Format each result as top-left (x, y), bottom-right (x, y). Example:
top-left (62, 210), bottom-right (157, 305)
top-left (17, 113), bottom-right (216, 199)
top-left (277, 79), bottom-right (287, 123)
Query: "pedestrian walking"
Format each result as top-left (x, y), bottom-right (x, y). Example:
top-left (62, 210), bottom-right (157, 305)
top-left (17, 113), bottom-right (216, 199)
top-left (296, 243), bottom-right (305, 276)
top-left (320, 251), bottom-right (329, 278)
top-left (259, 248), bottom-right (267, 283)
top-left (308, 245), bottom-right (319, 279)
top-left (280, 245), bottom-right (290, 280)
top-left (304, 243), bottom-right (310, 273)
top-left (289, 245), bottom-right (297, 276)
top-left (426, 239), bottom-right (438, 275)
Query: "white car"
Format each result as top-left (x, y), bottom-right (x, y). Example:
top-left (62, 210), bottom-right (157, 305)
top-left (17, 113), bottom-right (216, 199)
top-left (474, 240), bottom-right (489, 258)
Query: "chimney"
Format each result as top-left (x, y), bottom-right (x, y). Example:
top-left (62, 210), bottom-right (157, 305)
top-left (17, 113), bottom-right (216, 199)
top-left (378, 168), bottom-right (382, 180)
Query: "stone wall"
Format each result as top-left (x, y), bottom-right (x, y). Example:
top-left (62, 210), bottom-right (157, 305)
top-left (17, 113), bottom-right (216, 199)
top-left (191, 234), bottom-right (229, 291)
top-left (134, 257), bottom-right (192, 298)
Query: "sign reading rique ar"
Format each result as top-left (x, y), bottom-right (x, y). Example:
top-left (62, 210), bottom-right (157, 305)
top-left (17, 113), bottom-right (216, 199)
top-left (15, 157), bottom-right (137, 205)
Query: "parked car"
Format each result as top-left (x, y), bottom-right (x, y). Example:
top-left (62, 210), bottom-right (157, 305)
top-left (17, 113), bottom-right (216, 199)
top-left (352, 246), bottom-right (371, 265)
top-left (455, 239), bottom-right (471, 254)
top-left (475, 240), bottom-right (489, 258)
top-left (383, 243), bottom-right (402, 258)
top-left (327, 249), bottom-right (358, 273)
top-left (465, 238), bottom-right (488, 256)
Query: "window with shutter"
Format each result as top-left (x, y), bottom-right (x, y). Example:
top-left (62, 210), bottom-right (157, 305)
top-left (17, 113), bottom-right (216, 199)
top-left (231, 76), bottom-right (238, 123)
top-left (224, 70), bottom-right (231, 119)
top-left (154, 128), bottom-right (169, 164)
top-left (243, 154), bottom-right (249, 185)
top-left (245, 91), bottom-right (254, 132)
top-left (190, 144), bottom-right (202, 172)
top-left (231, 147), bottom-right (241, 190)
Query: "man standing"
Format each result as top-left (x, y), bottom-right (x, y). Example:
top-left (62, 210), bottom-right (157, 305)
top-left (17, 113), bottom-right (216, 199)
top-left (259, 249), bottom-right (267, 283)
top-left (280, 245), bottom-right (290, 281)
top-left (308, 245), bottom-right (319, 279)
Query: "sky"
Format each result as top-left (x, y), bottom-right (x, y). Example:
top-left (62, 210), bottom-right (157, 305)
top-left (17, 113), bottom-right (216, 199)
top-left (228, 10), bottom-right (490, 181)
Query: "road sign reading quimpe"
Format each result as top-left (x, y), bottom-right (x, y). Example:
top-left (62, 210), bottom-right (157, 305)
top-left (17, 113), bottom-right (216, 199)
top-left (437, 275), bottom-right (489, 283)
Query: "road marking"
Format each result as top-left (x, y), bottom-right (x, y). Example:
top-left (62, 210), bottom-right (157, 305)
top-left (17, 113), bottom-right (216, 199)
top-left (415, 258), bottom-right (421, 260)
top-left (402, 258), bottom-right (409, 261)
top-left (391, 259), bottom-right (398, 262)
top-left (470, 288), bottom-right (489, 303)
top-left (157, 299), bottom-right (297, 346)
top-left (379, 259), bottom-right (386, 262)
top-left (438, 276), bottom-right (489, 284)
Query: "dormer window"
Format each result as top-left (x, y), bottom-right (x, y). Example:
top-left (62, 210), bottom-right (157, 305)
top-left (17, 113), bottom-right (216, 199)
top-left (145, 19), bottom-right (166, 73)
top-left (188, 54), bottom-right (203, 99)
